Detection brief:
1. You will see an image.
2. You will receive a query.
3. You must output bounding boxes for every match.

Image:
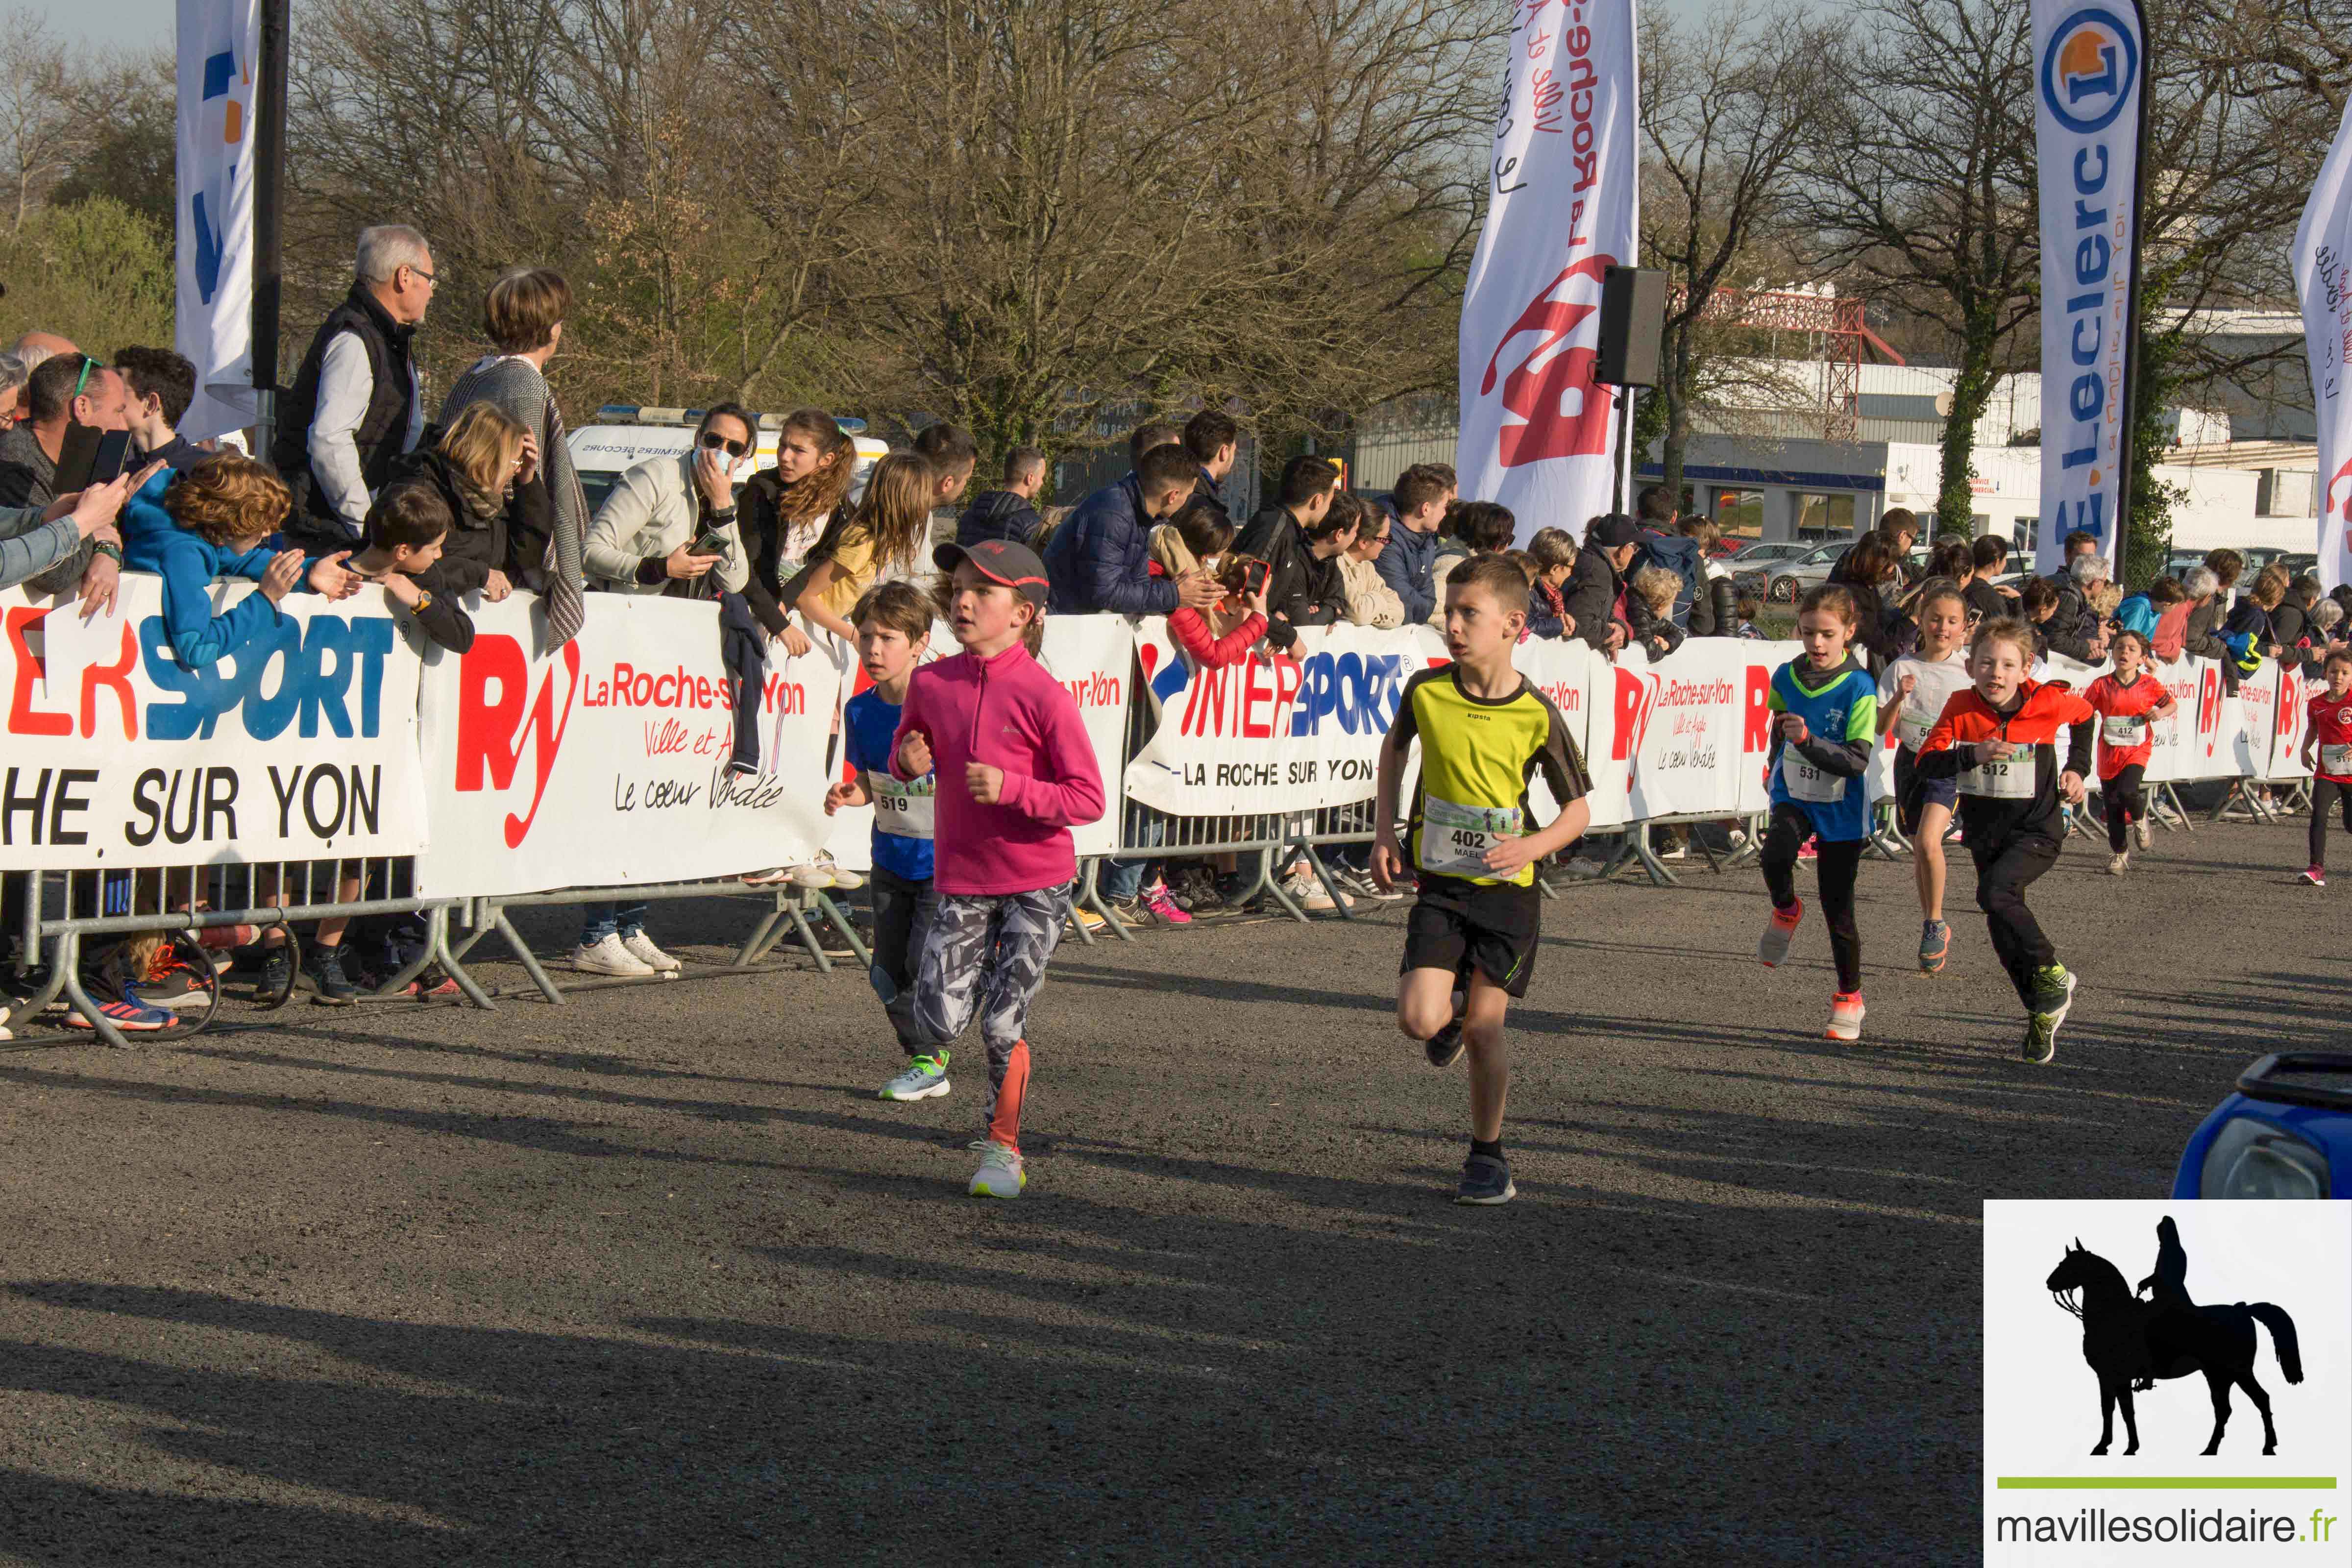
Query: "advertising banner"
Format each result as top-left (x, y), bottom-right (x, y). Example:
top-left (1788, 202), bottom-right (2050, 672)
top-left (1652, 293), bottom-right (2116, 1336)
top-left (174, 0), bottom-right (261, 441)
top-left (0, 577), bottom-right (424, 868)
top-left (413, 595), bottom-right (848, 896)
top-left (1620, 638), bottom-right (1789, 821)
top-left (2293, 95), bottom-right (2352, 592)
top-left (1455, 0), bottom-right (1641, 544)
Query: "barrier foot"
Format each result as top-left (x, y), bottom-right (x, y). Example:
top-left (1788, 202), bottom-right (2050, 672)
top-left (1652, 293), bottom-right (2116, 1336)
top-left (1720, 814), bottom-right (1767, 870)
top-left (363, 905), bottom-right (444, 1001)
top-left (1078, 862), bottom-right (1136, 944)
top-left (813, 893), bottom-right (871, 968)
top-left (1256, 848), bottom-right (1310, 922)
top-left (490, 908), bottom-right (561, 1004)
top-left (785, 902), bottom-right (834, 974)
top-left (2156, 783), bottom-right (2195, 833)
top-left (431, 906), bottom-right (498, 1010)
top-left (1630, 826), bottom-right (1680, 888)
top-left (14, 934), bottom-right (74, 1023)
top-left (734, 899), bottom-right (789, 968)
top-left (1299, 845), bottom-right (1355, 920)
top-left (53, 934), bottom-right (134, 1050)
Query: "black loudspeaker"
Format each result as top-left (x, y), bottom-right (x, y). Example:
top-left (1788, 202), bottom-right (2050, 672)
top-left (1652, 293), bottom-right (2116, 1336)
top-left (1595, 266), bottom-right (1666, 388)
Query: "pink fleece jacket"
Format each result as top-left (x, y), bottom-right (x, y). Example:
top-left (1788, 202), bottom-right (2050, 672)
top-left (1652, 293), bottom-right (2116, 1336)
top-left (891, 639), bottom-right (1106, 895)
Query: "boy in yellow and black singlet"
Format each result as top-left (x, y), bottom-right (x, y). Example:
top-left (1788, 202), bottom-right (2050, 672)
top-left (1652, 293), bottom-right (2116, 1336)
top-left (1373, 553), bottom-right (1591, 1206)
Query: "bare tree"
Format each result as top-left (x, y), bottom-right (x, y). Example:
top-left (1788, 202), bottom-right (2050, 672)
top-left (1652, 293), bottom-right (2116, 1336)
top-left (0, 14), bottom-right (78, 231)
top-left (1639, 1), bottom-right (1841, 501)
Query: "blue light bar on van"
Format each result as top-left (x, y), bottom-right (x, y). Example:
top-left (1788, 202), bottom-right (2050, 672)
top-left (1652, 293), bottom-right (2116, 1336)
top-left (594, 405), bottom-right (868, 436)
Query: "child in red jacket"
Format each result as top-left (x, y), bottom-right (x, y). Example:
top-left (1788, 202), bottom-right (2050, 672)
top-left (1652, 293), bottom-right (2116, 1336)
top-left (2082, 628), bottom-right (2177, 876)
top-left (893, 538), bottom-right (1105, 1199)
top-left (1171, 554), bottom-right (1275, 666)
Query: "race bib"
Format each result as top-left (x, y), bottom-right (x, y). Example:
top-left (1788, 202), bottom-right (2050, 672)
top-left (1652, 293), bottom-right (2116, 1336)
top-left (2101, 714), bottom-right (2144, 746)
top-left (2323, 744), bottom-right (2352, 778)
top-left (870, 771), bottom-right (935, 839)
top-left (1780, 750), bottom-right (1846, 804)
top-left (1419, 793), bottom-right (1520, 878)
top-left (1959, 754), bottom-right (2035, 799)
top-left (1896, 707), bottom-right (1934, 751)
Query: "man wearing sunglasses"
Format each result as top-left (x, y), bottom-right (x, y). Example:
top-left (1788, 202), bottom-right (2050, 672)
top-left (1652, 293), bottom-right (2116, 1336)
top-left (272, 223), bottom-right (434, 555)
top-left (0, 350), bottom-right (136, 613)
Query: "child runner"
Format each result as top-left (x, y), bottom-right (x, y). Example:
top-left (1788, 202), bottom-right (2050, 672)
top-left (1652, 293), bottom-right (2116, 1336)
top-left (1877, 578), bottom-right (1974, 973)
top-left (2083, 628), bottom-right (2177, 876)
top-left (1756, 585), bottom-right (1879, 1041)
top-left (1372, 554), bottom-right (1592, 1206)
top-left (2298, 648), bottom-right (2352, 886)
top-left (1914, 617), bottom-right (2095, 1064)
top-left (892, 538), bottom-right (1104, 1198)
top-left (821, 580), bottom-right (945, 1098)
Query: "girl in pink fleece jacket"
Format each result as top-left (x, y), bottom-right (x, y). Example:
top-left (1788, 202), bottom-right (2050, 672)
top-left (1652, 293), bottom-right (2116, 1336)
top-left (893, 539), bottom-right (1105, 1198)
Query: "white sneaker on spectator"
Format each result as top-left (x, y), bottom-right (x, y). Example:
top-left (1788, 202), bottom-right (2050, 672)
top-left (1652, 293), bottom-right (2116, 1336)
top-left (1336, 868), bottom-right (1403, 903)
top-left (574, 934), bottom-right (656, 977)
top-left (787, 863), bottom-right (836, 889)
top-left (740, 866), bottom-right (794, 886)
top-left (813, 853), bottom-right (863, 891)
top-left (621, 931), bottom-right (683, 975)
top-left (1656, 843), bottom-right (1688, 861)
top-left (1281, 868), bottom-right (1346, 911)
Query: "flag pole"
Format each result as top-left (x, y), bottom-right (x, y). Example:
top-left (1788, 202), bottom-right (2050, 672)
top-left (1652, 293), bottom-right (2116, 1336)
top-left (2110, 0), bottom-right (2150, 584)
top-left (250, 0), bottom-right (288, 456)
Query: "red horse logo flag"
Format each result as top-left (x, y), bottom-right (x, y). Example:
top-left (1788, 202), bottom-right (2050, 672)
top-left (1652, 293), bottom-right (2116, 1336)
top-left (1456, 0), bottom-right (1639, 546)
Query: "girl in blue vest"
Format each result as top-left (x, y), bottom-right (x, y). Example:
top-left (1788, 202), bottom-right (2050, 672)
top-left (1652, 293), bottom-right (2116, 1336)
top-left (1757, 583), bottom-right (1879, 1042)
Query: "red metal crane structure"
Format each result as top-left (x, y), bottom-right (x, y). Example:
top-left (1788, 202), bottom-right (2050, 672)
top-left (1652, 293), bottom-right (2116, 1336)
top-left (1690, 287), bottom-right (1905, 443)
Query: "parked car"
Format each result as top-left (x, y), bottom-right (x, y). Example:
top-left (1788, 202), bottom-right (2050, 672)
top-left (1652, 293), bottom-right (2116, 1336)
top-left (2172, 1053), bottom-right (2349, 1199)
top-left (567, 405), bottom-right (888, 519)
top-left (1741, 539), bottom-right (1850, 603)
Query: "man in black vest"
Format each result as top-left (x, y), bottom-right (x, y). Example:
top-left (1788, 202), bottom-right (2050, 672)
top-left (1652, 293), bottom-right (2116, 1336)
top-left (272, 224), bottom-right (434, 553)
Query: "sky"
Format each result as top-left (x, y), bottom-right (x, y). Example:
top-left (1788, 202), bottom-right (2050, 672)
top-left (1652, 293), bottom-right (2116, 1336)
top-left (29, 0), bottom-right (173, 49)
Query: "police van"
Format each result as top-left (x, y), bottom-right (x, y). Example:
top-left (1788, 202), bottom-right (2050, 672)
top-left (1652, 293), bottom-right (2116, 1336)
top-left (565, 406), bottom-right (888, 519)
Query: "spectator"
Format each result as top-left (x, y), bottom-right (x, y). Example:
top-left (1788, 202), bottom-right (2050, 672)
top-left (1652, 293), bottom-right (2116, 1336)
top-left (1963, 533), bottom-right (2014, 624)
top-left (1426, 501), bottom-right (1517, 630)
top-left (1127, 419), bottom-right (1183, 469)
top-left (2113, 574), bottom-right (2179, 644)
top-left (119, 453), bottom-right (361, 670)
top-left (1183, 410), bottom-right (1241, 522)
top-left (912, 421), bottom-right (978, 511)
top-left (113, 347), bottom-right (209, 471)
top-left (272, 225), bottom-right (433, 554)
top-left (2204, 547), bottom-right (2246, 610)
top-left (1376, 461), bottom-right (1455, 624)
top-left (0, 352), bottom-right (133, 606)
top-left (1169, 549), bottom-right (1273, 670)
top-left (379, 402), bottom-right (528, 604)
top-left (0, 352), bottom-right (26, 431)
top-left (2313, 597), bottom-right (2347, 670)
top-left (1678, 516), bottom-right (1738, 636)
top-left (584, 402), bottom-right (754, 602)
top-left (1733, 592), bottom-right (1765, 638)
top-left (351, 485), bottom-right (472, 653)
top-left (793, 452), bottom-right (938, 645)
top-left (1042, 442), bottom-right (1212, 615)
top-left (2043, 553), bottom-right (2112, 663)
top-left (7, 332), bottom-right (73, 420)
top-left (1840, 534), bottom-right (1912, 667)
top-left (1564, 513), bottom-right (1641, 653)
top-left (441, 265), bottom-right (591, 647)
top-left (1830, 507), bottom-right (1920, 588)
top-left (1525, 526), bottom-right (1576, 640)
top-left (1631, 566), bottom-right (1686, 660)
top-left (2220, 564), bottom-right (2289, 686)
top-left (956, 446), bottom-right (1048, 547)
top-left (1631, 484), bottom-right (1703, 626)
top-left (1333, 494), bottom-right (1404, 629)
top-left (738, 407), bottom-right (851, 655)
top-left (2276, 575), bottom-right (2322, 668)
top-left (0, 473), bottom-right (139, 594)
top-left (1147, 494), bottom-right (1233, 581)
top-left (2164, 564), bottom-right (2222, 663)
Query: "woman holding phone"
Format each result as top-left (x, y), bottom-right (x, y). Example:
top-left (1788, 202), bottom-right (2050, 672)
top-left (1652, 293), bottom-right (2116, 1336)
top-left (580, 404), bottom-right (754, 597)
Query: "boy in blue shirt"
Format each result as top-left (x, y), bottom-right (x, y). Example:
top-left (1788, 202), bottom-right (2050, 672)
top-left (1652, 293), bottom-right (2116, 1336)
top-left (1756, 583), bottom-right (1879, 1042)
top-left (821, 580), bottom-right (946, 1099)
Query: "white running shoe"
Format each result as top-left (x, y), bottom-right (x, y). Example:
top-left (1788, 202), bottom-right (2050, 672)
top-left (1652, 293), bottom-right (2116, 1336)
top-left (621, 931), bottom-right (683, 975)
top-left (2134, 817), bottom-right (2152, 850)
top-left (2106, 851), bottom-right (2129, 877)
top-left (574, 933), bottom-right (656, 977)
top-left (815, 854), bottom-right (864, 892)
top-left (969, 1141), bottom-right (1026, 1198)
top-left (879, 1054), bottom-right (951, 1101)
top-left (740, 866), bottom-right (794, 886)
top-left (786, 863), bottom-right (836, 889)
top-left (1281, 868), bottom-right (1345, 911)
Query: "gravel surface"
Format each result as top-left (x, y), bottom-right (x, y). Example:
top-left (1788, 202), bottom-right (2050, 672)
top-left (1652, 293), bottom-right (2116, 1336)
top-left (0, 818), bottom-right (2324, 1564)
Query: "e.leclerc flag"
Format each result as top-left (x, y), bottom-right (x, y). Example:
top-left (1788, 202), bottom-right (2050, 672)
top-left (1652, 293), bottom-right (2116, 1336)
top-left (1456, 0), bottom-right (1639, 548)
top-left (2032, 0), bottom-right (2146, 575)
top-left (2294, 96), bottom-right (2352, 593)
top-left (174, 0), bottom-right (261, 442)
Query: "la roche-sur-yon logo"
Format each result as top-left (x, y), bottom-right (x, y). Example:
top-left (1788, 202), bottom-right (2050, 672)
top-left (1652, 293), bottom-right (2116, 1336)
top-left (1477, 253), bottom-right (1619, 469)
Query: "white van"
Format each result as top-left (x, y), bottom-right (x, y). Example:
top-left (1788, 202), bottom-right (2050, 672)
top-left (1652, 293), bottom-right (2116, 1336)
top-left (565, 406), bottom-right (888, 520)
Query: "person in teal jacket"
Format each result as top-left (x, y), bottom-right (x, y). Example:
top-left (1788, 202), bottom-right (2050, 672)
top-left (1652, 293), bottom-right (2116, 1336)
top-left (119, 453), bottom-right (361, 668)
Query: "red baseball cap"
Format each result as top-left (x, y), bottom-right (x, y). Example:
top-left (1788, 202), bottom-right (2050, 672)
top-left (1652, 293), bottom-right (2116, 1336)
top-left (933, 538), bottom-right (1050, 607)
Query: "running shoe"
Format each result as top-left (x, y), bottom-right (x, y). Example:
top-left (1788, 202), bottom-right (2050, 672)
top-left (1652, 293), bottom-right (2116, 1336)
top-left (814, 854), bottom-right (863, 892)
top-left (2302, 865), bottom-right (2327, 887)
top-left (1825, 991), bottom-right (1865, 1042)
top-left (66, 998), bottom-right (171, 1032)
top-left (740, 866), bottom-right (794, 886)
top-left (129, 954), bottom-right (212, 1010)
top-left (1758, 900), bottom-right (1803, 967)
top-left (1280, 867), bottom-right (1344, 911)
top-left (880, 1053), bottom-right (952, 1101)
top-left (574, 933), bottom-right (656, 977)
top-left (621, 931), bottom-right (684, 975)
top-left (1424, 1017), bottom-right (1465, 1069)
top-left (787, 863), bottom-right (836, 890)
top-left (2134, 817), bottom-right (2153, 851)
top-left (1455, 1152), bottom-right (1516, 1205)
top-left (303, 943), bottom-right (360, 1005)
top-left (1917, 919), bottom-right (1951, 974)
top-left (1796, 837), bottom-right (1819, 863)
top-left (2107, 851), bottom-right (2129, 876)
top-left (2023, 964), bottom-right (2077, 1065)
top-left (1335, 868), bottom-right (1404, 903)
top-left (257, 944), bottom-right (295, 1002)
top-left (1068, 905), bottom-right (1106, 935)
top-left (1169, 866), bottom-right (1225, 913)
top-left (1137, 882), bottom-right (1194, 926)
top-left (969, 1140), bottom-right (1027, 1198)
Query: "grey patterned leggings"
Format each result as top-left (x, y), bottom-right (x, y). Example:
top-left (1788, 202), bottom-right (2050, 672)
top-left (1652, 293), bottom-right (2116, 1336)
top-left (913, 884), bottom-right (1068, 1151)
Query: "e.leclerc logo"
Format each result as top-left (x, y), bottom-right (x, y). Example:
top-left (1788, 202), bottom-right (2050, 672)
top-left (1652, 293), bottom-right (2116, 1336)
top-left (2040, 8), bottom-right (2138, 135)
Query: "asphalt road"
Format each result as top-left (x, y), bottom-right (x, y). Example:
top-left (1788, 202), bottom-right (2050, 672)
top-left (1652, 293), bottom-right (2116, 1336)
top-left (0, 816), bottom-right (2328, 1564)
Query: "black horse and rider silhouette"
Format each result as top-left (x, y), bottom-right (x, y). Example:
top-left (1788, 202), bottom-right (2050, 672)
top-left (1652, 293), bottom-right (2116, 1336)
top-left (2046, 1216), bottom-right (2303, 1457)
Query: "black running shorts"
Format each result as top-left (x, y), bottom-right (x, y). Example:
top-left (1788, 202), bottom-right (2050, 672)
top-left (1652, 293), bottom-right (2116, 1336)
top-left (1400, 874), bottom-right (1542, 999)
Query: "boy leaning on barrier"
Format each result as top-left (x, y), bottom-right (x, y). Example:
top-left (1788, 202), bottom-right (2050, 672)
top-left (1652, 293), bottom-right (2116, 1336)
top-left (1373, 553), bottom-right (1592, 1206)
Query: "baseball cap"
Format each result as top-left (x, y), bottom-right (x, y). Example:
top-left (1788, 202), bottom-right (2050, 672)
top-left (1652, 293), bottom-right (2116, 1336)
top-left (1586, 513), bottom-right (1641, 548)
top-left (933, 538), bottom-right (1050, 607)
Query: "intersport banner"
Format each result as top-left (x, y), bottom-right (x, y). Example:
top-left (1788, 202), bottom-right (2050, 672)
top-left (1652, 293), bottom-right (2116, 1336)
top-left (2032, 0), bottom-right (2146, 575)
top-left (1455, 0), bottom-right (1639, 545)
top-left (412, 595), bottom-right (847, 896)
top-left (174, 0), bottom-right (261, 441)
top-left (2293, 95), bottom-right (2352, 592)
top-left (0, 577), bottom-right (424, 868)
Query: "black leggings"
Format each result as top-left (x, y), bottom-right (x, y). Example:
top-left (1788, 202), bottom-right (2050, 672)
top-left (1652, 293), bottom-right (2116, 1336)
top-left (1972, 833), bottom-right (2062, 1007)
top-left (2104, 764), bottom-right (2146, 853)
top-left (1761, 803), bottom-right (1863, 993)
top-left (2312, 779), bottom-right (2352, 870)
